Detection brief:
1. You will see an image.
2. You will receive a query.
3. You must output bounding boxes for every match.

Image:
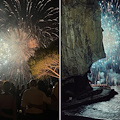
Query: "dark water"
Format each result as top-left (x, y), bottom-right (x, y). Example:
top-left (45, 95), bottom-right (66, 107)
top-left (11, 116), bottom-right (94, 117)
top-left (64, 86), bottom-right (120, 120)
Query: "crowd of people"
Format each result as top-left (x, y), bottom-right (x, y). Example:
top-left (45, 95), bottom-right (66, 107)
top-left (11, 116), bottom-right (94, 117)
top-left (0, 78), bottom-right (59, 120)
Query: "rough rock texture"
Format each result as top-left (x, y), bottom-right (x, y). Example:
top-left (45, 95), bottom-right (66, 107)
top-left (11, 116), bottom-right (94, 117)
top-left (62, 0), bottom-right (106, 79)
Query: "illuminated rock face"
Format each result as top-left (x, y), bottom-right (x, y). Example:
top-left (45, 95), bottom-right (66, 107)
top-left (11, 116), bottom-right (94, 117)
top-left (62, 0), bottom-right (106, 79)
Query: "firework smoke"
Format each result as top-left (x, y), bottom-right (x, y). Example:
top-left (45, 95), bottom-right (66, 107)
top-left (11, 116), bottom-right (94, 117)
top-left (0, 0), bottom-right (58, 84)
top-left (90, 0), bottom-right (120, 86)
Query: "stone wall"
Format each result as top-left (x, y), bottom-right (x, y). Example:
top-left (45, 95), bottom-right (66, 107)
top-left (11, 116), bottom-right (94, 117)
top-left (62, 0), bottom-right (106, 79)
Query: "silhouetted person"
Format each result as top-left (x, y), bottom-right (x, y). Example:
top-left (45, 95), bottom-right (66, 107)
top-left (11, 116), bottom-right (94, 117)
top-left (47, 83), bottom-right (53, 97)
top-left (21, 79), bottom-right (51, 120)
top-left (38, 80), bottom-right (48, 96)
top-left (16, 85), bottom-right (21, 111)
top-left (49, 82), bottom-right (59, 120)
top-left (0, 80), bottom-right (3, 94)
top-left (20, 84), bottom-right (25, 98)
top-left (10, 83), bottom-right (16, 97)
top-left (26, 83), bottom-right (30, 89)
top-left (0, 81), bottom-right (17, 120)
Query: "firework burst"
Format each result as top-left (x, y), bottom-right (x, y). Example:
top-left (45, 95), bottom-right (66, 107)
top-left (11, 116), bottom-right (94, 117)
top-left (100, 0), bottom-right (120, 56)
top-left (0, 0), bottom-right (58, 84)
top-left (90, 0), bottom-right (120, 85)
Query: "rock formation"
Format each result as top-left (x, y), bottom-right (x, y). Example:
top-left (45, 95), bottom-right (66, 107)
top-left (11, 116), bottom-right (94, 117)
top-left (62, 0), bottom-right (106, 98)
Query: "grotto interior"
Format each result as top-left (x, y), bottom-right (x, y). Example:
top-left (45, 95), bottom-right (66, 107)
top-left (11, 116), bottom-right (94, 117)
top-left (61, 0), bottom-right (118, 116)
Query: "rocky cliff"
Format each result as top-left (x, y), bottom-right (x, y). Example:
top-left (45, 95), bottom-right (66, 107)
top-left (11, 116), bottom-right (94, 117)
top-left (62, 0), bottom-right (106, 79)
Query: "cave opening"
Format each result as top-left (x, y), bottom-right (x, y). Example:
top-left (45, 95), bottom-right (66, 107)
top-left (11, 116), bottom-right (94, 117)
top-left (89, 0), bottom-right (120, 86)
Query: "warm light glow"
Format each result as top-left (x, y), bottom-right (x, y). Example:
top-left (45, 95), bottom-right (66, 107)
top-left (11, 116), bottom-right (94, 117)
top-left (0, 28), bottom-right (38, 82)
top-left (0, 0), bottom-right (58, 83)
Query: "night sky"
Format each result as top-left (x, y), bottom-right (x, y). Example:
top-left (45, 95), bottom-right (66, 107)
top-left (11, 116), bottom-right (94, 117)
top-left (0, 0), bottom-right (59, 83)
